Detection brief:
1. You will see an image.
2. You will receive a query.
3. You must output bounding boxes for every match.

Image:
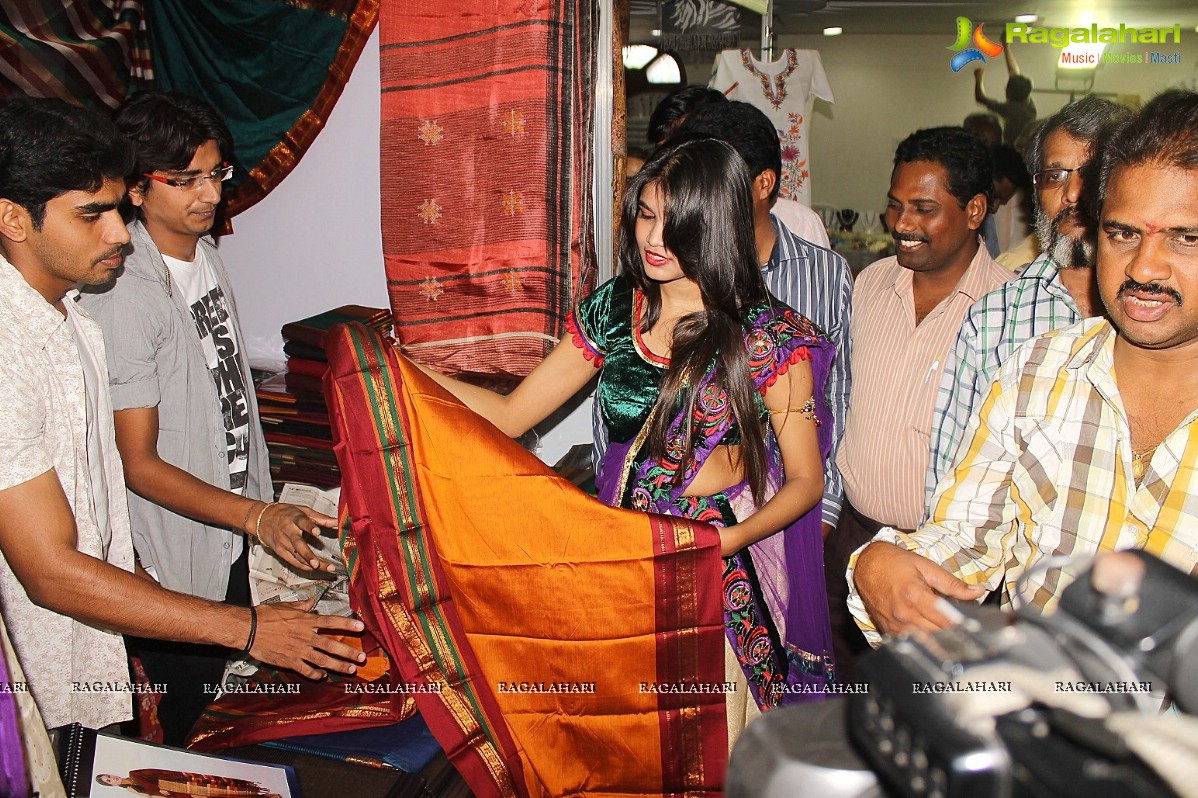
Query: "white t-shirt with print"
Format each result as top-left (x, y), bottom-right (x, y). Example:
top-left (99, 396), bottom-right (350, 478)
top-left (163, 248), bottom-right (251, 563)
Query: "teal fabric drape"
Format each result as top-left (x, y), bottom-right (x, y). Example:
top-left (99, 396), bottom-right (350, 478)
top-left (1, 0), bottom-right (378, 218)
top-left (146, 0), bottom-right (378, 216)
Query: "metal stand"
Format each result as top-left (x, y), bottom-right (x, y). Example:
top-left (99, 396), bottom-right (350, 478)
top-left (761, 0), bottom-right (775, 60)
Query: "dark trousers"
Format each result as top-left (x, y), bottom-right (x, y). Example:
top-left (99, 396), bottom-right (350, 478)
top-left (132, 546), bottom-right (250, 746)
top-left (824, 500), bottom-right (885, 685)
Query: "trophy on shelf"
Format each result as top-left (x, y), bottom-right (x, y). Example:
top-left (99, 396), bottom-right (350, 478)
top-left (836, 208), bottom-right (860, 232)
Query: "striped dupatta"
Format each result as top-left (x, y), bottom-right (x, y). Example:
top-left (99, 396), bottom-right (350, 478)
top-left (324, 322), bottom-right (727, 797)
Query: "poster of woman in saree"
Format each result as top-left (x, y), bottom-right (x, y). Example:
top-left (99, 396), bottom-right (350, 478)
top-left (415, 136), bottom-right (839, 744)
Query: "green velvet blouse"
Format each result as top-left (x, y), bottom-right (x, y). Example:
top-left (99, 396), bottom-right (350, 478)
top-left (568, 275), bottom-right (767, 445)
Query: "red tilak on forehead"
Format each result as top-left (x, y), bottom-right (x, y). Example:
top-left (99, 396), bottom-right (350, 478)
top-left (1142, 223), bottom-right (1162, 234)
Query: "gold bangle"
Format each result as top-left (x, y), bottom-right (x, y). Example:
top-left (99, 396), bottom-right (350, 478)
top-left (251, 502), bottom-right (273, 537)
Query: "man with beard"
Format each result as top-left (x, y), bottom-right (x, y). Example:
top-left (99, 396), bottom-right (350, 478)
top-left (849, 90), bottom-right (1198, 640)
top-left (924, 96), bottom-right (1130, 506)
top-left (825, 127), bottom-right (1012, 681)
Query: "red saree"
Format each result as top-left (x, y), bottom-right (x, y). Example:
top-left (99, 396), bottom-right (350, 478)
top-left (378, 0), bottom-right (597, 379)
top-left (324, 322), bottom-right (727, 797)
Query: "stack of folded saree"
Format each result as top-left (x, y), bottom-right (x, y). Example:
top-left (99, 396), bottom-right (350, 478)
top-left (255, 372), bottom-right (339, 493)
top-left (377, 0), bottom-right (598, 379)
top-left (322, 321), bottom-right (729, 797)
top-left (280, 305), bottom-right (393, 393)
top-left (256, 306), bottom-right (395, 492)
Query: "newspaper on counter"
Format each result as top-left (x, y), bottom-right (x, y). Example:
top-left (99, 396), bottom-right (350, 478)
top-left (222, 483), bottom-right (352, 688)
top-left (248, 482), bottom-right (351, 617)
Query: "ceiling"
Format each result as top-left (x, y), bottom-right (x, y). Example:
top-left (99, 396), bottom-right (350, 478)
top-left (629, 1), bottom-right (1198, 41)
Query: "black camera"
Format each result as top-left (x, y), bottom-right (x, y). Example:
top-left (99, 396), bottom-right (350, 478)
top-left (727, 550), bottom-right (1198, 798)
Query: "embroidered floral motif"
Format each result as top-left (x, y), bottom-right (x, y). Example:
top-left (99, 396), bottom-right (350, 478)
top-left (502, 269), bottom-right (523, 293)
top-left (723, 568), bottom-right (751, 611)
top-left (778, 113), bottom-right (809, 200)
top-left (739, 49), bottom-right (799, 110)
top-left (723, 555), bottom-right (785, 708)
top-left (418, 277), bottom-right (444, 301)
top-left (417, 120), bottom-right (444, 146)
top-left (746, 328), bottom-right (776, 373)
top-left (502, 109), bottom-right (526, 136)
top-left (417, 198), bottom-right (442, 225)
top-left (502, 190), bottom-right (523, 216)
top-left (665, 431), bottom-right (688, 465)
top-left (697, 382), bottom-right (731, 427)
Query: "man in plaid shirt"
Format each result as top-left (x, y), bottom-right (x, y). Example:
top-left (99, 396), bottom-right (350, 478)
top-left (849, 90), bottom-right (1198, 641)
top-left (925, 97), bottom-right (1131, 510)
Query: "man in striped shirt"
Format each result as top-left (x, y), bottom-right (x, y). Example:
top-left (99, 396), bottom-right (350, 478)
top-left (827, 127), bottom-right (1013, 680)
top-left (848, 90), bottom-right (1198, 643)
top-left (925, 97), bottom-right (1132, 511)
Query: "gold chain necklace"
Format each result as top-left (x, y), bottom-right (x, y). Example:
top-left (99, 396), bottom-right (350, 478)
top-left (1131, 443), bottom-right (1158, 482)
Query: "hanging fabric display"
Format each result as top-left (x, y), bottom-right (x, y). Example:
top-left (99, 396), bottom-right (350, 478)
top-left (0, 0), bottom-right (152, 109)
top-left (146, 0), bottom-right (378, 217)
top-left (0, 1), bottom-right (377, 220)
top-left (710, 48), bottom-right (833, 207)
top-left (378, 0), bottom-right (597, 379)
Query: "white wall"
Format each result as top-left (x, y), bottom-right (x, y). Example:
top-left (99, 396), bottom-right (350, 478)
top-left (218, 27), bottom-right (386, 372)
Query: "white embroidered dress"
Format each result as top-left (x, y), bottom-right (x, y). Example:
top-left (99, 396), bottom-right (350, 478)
top-left (0, 255), bottom-right (135, 729)
top-left (710, 48), bottom-right (834, 206)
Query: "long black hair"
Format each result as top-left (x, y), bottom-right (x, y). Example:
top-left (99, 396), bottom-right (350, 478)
top-left (619, 137), bottom-right (773, 502)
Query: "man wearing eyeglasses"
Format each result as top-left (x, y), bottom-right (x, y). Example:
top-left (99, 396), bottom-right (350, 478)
top-left (924, 96), bottom-right (1132, 508)
top-left (79, 91), bottom-right (334, 745)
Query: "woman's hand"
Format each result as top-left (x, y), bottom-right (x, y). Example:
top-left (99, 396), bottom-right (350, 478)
top-left (722, 355), bottom-right (824, 552)
top-left (719, 525), bottom-right (750, 557)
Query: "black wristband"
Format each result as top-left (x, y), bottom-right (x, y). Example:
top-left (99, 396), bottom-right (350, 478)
top-left (242, 605), bottom-right (258, 656)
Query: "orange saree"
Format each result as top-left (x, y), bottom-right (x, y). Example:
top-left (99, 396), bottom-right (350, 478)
top-left (324, 322), bottom-right (727, 797)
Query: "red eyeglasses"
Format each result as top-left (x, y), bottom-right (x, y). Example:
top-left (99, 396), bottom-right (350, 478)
top-left (143, 163), bottom-right (233, 191)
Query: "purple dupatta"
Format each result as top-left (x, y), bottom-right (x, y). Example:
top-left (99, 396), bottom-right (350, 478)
top-left (0, 631), bottom-right (28, 796)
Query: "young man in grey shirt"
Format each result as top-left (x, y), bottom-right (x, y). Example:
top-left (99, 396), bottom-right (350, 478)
top-left (81, 91), bottom-right (337, 743)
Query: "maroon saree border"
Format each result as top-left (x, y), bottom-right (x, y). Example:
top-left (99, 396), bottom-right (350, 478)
top-left (325, 323), bottom-right (528, 798)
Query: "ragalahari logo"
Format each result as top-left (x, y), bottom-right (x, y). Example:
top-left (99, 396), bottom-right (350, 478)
top-left (947, 17), bottom-right (1004, 72)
